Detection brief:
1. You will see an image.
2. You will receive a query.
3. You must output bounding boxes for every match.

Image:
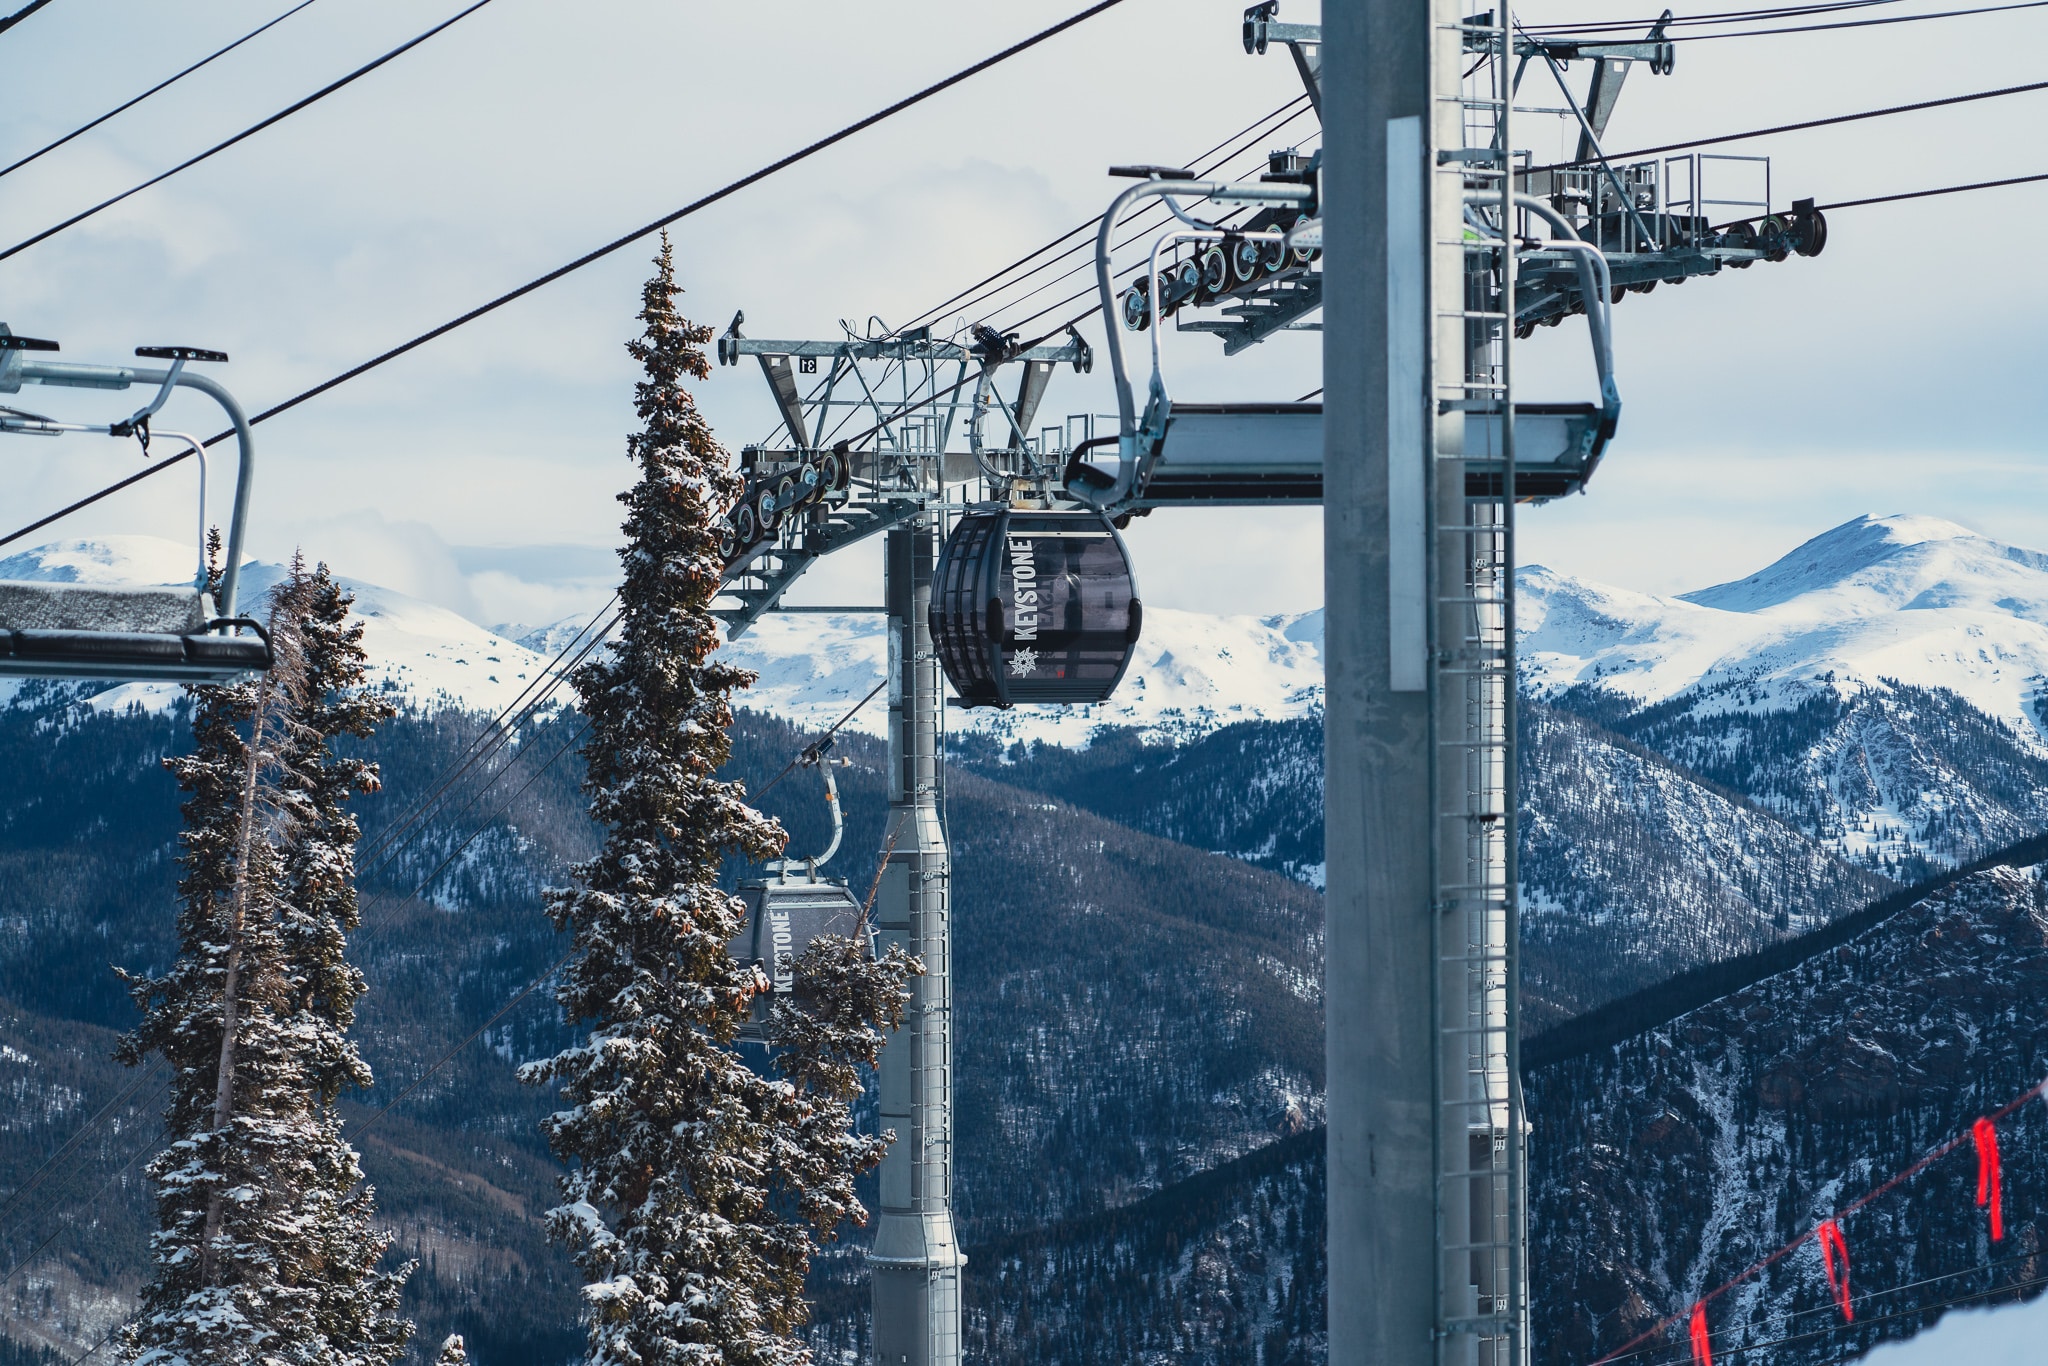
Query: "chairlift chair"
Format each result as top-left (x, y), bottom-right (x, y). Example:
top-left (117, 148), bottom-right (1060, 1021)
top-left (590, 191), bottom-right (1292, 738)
top-left (0, 331), bottom-right (271, 684)
top-left (1061, 179), bottom-right (1624, 512)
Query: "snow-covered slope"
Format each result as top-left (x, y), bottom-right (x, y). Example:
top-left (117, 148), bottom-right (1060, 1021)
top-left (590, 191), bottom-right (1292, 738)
top-left (0, 537), bottom-right (560, 716)
top-left (1523, 514), bottom-right (2048, 739)
top-left (716, 606), bottom-right (1325, 744)
top-left (1855, 1288), bottom-right (2048, 1363)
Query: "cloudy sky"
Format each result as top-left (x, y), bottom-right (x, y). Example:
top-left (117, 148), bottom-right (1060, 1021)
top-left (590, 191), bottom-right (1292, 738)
top-left (4, 0), bottom-right (2045, 626)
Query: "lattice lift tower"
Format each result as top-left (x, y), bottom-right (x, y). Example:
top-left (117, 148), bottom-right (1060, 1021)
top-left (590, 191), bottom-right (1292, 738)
top-left (705, 7), bottom-right (1824, 1362)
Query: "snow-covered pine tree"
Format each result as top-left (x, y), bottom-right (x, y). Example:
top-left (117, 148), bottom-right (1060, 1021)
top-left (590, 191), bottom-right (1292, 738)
top-left (521, 234), bottom-right (913, 1366)
top-left (432, 1335), bottom-right (469, 1366)
top-left (117, 559), bottom-right (411, 1365)
top-left (274, 559), bottom-right (412, 1366)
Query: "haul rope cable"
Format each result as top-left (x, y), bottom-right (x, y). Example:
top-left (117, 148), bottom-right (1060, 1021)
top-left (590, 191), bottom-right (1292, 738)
top-left (1637, 1271), bottom-right (2048, 1366)
top-left (1640, 1242), bottom-right (2048, 1364)
top-left (1607, 0), bottom-right (2048, 41)
top-left (0, 710), bottom-right (603, 1280)
top-left (736, 95), bottom-right (1322, 449)
top-left (349, 601), bottom-right (619, 875)
top-left (754, 677), bottom-right (890, 801)
top-left (0, 0), bottom-right (323, 182)
top-left (1524, 0), bottom-right (2029, 33)
top-left (0, 0), bottom-right (502, 262)
top-left (348, 605), bottom-right (613, 867)
top-left (904, 99), bottom-right (1317, 336)
top-left (1589, 1072), bottom-right (2048, 1365)
top-left (0, 0), bottom-right (52, 38)
top-left (955, 114), bottom-right (1324, 334)
top-left (969, 126), bottom-right (1320, 331)
top-left (0, 0), bottom-right (1137, 553)
top-left (1523, 0), bottom-right (1916, 32)
top-left (0, 0), bottom-right (1145, 1226)
top-left (1532, 74), bottom-right (2048, 171)
top-left (890, 93), bottom-right (1314, 337)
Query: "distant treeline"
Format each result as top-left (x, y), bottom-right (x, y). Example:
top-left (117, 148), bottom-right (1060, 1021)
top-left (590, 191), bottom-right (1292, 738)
top-left (1522, 826), bottom-right (2048, 1070)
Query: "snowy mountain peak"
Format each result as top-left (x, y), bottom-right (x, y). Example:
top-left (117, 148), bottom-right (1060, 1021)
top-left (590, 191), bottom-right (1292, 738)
top-left (1680, 514), bottom-right (2018, 614)
top-left (0, 535), bottom-right (206, 589)
top-left (1522, 514), bottom-right (2048, 740)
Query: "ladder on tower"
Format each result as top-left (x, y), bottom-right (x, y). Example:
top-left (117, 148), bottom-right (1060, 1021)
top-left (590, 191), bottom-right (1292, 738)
top-left (1432, 2), bottom-right (1528, 1363)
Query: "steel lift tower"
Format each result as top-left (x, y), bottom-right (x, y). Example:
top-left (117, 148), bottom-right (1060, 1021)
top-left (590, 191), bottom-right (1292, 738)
top-left (711, 324), bottom-right (1091, 1366)
top-left (708, 10), bottom-right (1820, 1358)
top-left (1323, 0), bottom-right (1515, 1357)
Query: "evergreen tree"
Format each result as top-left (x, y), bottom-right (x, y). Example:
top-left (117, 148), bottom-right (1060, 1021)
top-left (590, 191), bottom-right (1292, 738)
top-left (521, 234), bottom-right (913, 1366)
top-left (432, 1336), bottom-right (469, 1366)
top-left (274, 560), bottom-right (412, 1366)
top-left (117, 560), bottom-right (410, 1365)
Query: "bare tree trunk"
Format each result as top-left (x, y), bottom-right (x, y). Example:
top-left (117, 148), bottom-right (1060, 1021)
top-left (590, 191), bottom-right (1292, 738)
top-left (201, 671), bottom-right (273, 1284)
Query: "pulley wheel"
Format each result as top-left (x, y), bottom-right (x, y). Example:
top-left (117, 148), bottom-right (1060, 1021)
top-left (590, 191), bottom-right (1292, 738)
top-left (1230, 237), bottom-right (1262, 285)
top-left (819, 449), bottom-right (848, 493)
top-left (733, 502), bottom-right (760, 546)
top-left (1121, 285), bottom-right (1151, 332)
top-left (757, 487), bottom-right (782, 534)
top-left (1794, 208), bottom-right (1828, 257)
top-left (1756, 215), bottom-right (1790, 262)
top-left (717, 522), bottom-right (738, 560)
top-left (1261, 237), bottom-right (1289, 273)
top-left (1199, 246), bottom-right (1230, 296)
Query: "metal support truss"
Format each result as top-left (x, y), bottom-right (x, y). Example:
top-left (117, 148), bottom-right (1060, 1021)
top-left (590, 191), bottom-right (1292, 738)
top-left (709, 322), bottom-right (1090, 638)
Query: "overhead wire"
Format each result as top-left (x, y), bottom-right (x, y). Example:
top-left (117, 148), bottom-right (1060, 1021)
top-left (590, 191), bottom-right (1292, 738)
top-left (1815, 167), bottom-right (2048, 208)
top-left (0, 0), bottom-right (1135, 559)
top-left (1531, 73), bottom-right (2048, 170)
top-left (0, 1), bottom-right (1152, 1307)
top-left (1630, 1271), bottom-right (2048, 1366)
top-left (0, 0), bottom-right (52, 37)
top-left (0, 0), bottom-right (501, 264)
top-left (1618, 0), bottom-right (2048, 40)
top-left (0, 607), bottom-right (624, 1278)
top-left (1590, 1074), bottom-right (2048, 1365)
top-left (0, 0), bottom-right (323, 183)
top-left (1521, 0), bottom-right (1915, 30)
top-left (889, 93), bottom-right (1314, 338)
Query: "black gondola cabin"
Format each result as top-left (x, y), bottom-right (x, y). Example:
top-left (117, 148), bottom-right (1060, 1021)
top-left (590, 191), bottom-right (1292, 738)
top-left (931, 506), bottom-right (1141, 707)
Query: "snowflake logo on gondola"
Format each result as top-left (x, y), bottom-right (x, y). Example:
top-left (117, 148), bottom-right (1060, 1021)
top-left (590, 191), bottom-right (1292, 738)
top-left (1007, 648), bottom-right (1039, 678)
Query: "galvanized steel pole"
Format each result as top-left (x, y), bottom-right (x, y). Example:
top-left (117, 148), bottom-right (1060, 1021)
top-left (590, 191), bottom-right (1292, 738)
top-left (869, 514), bottom-right (963, 1366)
top-left (1322, 0), bottom-right (1463, 1359)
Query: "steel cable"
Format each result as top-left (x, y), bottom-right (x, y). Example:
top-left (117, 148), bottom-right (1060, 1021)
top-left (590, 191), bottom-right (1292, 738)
top-left (1531, 74), bottom-right (2048, 171)
top-left (0, 0), bottom-right (52, 37)
top-left (0, 0), bottom-right (323, 183)
top-left (0, 0), bottom-right (1138, 549)
top-left (0, 0), bottom-right (501, 263)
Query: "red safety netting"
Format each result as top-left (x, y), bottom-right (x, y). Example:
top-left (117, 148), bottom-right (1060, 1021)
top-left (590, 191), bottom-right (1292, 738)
top-left (1974, 1116), bottom-right (2004, 1242)
top-left (1589, 1075), bottom-right (2048, 1365)
top-left (1816, 1218), bottom-right (1852, 1322)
